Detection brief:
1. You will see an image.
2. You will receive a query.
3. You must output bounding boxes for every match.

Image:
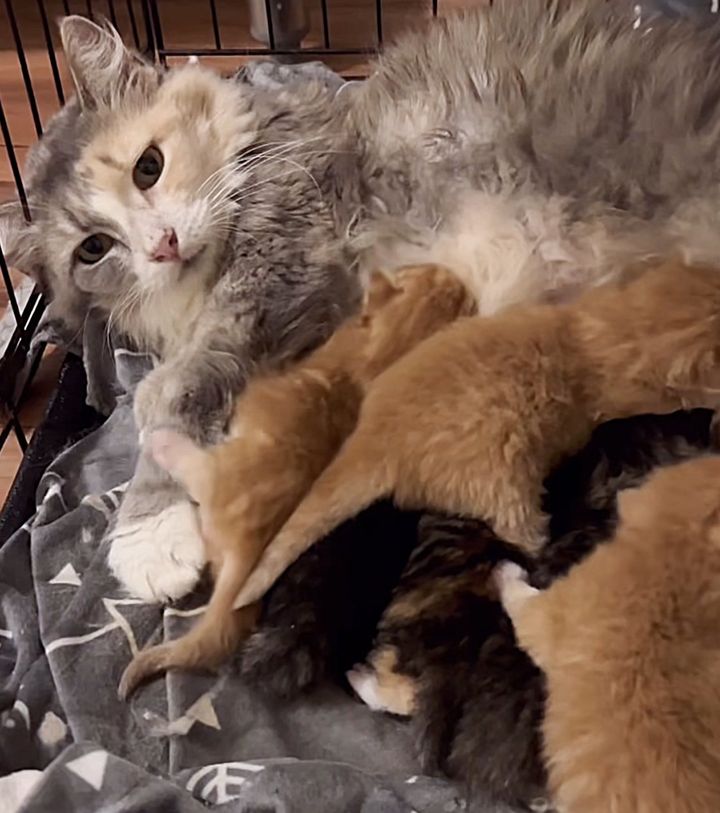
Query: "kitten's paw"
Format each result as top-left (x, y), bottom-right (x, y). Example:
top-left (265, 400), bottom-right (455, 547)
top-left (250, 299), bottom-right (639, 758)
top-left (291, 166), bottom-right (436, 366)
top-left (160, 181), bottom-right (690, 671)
top-left (494, 561), bottom-right (540, 616)
top-left (494, 561), bottom-right (528, 593)
top-left (347, 665), bottom-right (416, 717)
top-left (108, 502), bottom-right (206, 602)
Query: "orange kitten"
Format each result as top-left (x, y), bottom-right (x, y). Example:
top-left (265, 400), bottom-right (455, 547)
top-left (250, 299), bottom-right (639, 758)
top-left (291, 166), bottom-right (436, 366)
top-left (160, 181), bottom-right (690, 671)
top-left (229, 260), bottom-right (720, 613)
top-left (496, 456), bottom-right (720, 813)
top-left (118, 264), bottom-right (475, 697)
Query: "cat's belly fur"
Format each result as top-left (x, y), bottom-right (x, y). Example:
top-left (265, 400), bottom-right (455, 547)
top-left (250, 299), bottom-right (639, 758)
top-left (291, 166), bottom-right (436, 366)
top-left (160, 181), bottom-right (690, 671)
top-left (348, 3), bottom-right (720, 313)
top-left (360, 188), bottom-right (720, 315)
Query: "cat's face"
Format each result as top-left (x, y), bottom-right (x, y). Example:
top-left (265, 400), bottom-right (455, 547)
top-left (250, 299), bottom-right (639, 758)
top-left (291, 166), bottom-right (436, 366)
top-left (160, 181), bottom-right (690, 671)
top-left (70, 67), bottom-right (255, 298)
top-left (0, 17), bottom-right (257, 341)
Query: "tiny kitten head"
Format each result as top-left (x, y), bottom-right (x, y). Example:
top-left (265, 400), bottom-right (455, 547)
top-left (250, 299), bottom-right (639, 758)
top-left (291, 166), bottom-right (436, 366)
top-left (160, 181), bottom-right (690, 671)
top-left (362, 264), bottom-right (476, 375)
top-left (0, 16), bottom-right (257, 348)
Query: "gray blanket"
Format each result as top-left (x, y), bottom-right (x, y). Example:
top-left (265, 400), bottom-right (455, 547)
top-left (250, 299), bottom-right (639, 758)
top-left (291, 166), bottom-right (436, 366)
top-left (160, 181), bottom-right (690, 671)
top-left (0, 343), bottom-right (475, 813)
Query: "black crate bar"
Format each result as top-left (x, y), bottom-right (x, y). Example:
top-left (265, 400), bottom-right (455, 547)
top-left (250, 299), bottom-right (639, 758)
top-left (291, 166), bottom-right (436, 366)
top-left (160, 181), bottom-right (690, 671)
top-left (37, 0), bottom-right (66, 105)
top-left (126, 0), bottom-right (141, 48)
top-left (141, 0), bottom-right (445, 61)
top-left (209, 0), bottom-right (222, 49)
top-left (106, 0), bottom-right (120, 30)
top-left (1, 0), bottom-right (56, 455)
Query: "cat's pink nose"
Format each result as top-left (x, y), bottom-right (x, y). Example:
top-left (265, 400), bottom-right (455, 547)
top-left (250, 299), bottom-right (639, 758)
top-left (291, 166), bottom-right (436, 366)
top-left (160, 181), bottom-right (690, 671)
top-left (150, 228), bottom-right (179, 262)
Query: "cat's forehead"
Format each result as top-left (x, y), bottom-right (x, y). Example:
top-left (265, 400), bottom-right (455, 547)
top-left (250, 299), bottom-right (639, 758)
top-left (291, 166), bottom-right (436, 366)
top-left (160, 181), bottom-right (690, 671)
top-left (25, 65), bottom-right (255, 216)
top-left (78, 67), bottom-right (256, 180)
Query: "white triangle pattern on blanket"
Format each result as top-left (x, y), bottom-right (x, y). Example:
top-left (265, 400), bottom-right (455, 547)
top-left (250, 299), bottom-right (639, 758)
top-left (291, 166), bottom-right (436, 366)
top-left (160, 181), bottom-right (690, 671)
top-left (66, 750), bottom-right (108, 791)
top-left (49, 563), bottom-right (81, 587)
top-left (186, 694), bottom-right (221, 730)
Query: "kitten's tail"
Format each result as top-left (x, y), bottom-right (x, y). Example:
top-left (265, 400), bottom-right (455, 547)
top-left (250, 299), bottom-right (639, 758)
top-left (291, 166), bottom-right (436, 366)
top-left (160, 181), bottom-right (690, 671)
top-left (232, 431), bottom-right (395, 610)
top-left (118, 552), bottom-right (262, 699)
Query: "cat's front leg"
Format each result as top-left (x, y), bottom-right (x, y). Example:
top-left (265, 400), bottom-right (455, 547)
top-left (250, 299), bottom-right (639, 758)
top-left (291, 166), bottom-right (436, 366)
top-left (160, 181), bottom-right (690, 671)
top-left (108, 451), bottom-right (207, 602)
top-left (133, 353), bottom-right (235, 442)
top-left (109, 343), bottom-right (245, 603)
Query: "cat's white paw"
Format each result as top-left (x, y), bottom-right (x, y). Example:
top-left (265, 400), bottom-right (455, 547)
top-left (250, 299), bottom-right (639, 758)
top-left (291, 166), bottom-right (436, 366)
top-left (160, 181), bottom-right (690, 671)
top-left (108, 502), bottom-right (206, 602)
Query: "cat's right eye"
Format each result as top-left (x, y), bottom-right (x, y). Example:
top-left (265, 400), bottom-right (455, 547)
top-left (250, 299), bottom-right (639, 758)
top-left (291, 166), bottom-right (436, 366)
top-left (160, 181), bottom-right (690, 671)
top-left (76, 233), bottom-right (114, 264)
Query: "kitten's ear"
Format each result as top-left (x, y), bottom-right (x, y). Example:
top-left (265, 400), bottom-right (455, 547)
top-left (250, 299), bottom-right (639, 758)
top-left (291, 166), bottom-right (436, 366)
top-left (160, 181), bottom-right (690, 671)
top-left (149, 429), bottom-right (209, 502)
top-left (0, 200), bottom-right (39, 274)
top-left (60, 16), bottom-right (157, 109)
top-left (365, 271), bottom-right (401, 312)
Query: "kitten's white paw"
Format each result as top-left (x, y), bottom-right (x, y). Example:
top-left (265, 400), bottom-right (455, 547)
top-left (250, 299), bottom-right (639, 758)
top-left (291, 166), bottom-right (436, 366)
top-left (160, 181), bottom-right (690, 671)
top-left (346, 666), bottom-right (415, 716)
top-left (494, 561), bottom-right (540, 613)
top-left (494, 561), bottom-right (528, 593)
top-left (347, 666), bottom-right (388, 712)
top-left (108, 502), bottom-right (206, 602)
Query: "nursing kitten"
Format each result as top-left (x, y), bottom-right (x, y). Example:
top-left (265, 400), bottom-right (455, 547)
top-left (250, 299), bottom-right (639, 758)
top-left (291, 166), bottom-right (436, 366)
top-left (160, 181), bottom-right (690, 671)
top-left (5, 3), bottom-right (720, 602)
top-left (117, 265), bottom-right (474, 698)
top-left (346, 515), bottom-right (520, 718)
top-left (240, 410), bottom-right (713, 810)
top-left (227, 260), bottom-right (720, 612)
top-left (497, 455), bottom-right (720, 813)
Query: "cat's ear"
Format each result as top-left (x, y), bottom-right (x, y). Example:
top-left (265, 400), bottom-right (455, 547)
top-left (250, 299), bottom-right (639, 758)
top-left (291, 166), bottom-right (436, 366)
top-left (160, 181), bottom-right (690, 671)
top-left (60, 16), bottom-right (158, 109)
top-left (365, 271), bottom-right (401, 312)
top-left (149, 429), bottom-right (209, 502)
top-left (0, 200), bottom-right (40, 276)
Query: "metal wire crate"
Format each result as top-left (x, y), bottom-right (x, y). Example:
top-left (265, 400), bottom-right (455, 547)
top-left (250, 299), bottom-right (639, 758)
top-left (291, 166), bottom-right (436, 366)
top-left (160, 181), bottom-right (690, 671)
top-left (0, 0), bottom-right (451, 459)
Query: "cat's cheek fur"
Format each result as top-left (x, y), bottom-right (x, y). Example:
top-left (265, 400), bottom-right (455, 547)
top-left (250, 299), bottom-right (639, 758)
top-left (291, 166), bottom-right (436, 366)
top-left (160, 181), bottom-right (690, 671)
top-left (108, 501), bottom-right (206, 602)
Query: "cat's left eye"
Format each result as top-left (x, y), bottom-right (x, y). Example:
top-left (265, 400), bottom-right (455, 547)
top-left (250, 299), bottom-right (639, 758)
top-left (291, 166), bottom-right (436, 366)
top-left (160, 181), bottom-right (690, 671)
top-left (133, 145), bottom-right (164, 191)
top-left (76, 233), bottom-right (114, 264)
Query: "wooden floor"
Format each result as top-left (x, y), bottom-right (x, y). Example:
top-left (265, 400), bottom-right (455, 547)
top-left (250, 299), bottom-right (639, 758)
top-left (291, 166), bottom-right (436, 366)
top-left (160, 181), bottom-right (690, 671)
top-left (0, 0), bottom-right (485, 507)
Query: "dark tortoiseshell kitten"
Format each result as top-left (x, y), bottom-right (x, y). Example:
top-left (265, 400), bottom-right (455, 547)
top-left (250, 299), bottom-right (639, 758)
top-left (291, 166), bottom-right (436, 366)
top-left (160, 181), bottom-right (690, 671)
top-left (241, 409), bottom-right (714, 811)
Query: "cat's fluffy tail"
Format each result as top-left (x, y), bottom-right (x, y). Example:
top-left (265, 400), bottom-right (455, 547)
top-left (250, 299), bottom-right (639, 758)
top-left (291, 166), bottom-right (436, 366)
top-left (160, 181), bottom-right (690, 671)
top-left (232, 431), bottom-right (395, 610)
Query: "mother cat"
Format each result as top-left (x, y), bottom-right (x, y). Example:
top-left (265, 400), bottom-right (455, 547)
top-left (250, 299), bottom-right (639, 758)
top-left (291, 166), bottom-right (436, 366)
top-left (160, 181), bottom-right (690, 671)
top-left (4, 1), bottom-right (720, 601)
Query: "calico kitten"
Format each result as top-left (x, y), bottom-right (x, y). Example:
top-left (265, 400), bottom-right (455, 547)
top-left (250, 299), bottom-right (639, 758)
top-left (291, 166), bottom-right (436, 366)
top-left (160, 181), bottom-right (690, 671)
top-left (498, 455), bottom-right (720, 813)
top-left (228, 260), bottom-right (720, 612)
top-left (7, 4), bottom-right (720, 604)
top-left (346, 515), bottom-right (522, 718)
top-left (117, 265), bottom-right (474, 697)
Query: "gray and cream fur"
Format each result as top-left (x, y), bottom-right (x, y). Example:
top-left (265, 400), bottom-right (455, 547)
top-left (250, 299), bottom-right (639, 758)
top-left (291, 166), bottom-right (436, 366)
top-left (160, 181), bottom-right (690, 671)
top-left (5, 2), bottom-right (720, 600)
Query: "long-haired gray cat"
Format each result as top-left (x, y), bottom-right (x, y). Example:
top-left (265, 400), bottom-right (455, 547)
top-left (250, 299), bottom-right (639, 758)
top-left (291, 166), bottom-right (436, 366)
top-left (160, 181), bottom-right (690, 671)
top-left (4, 2), bottom-right (720, 601)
